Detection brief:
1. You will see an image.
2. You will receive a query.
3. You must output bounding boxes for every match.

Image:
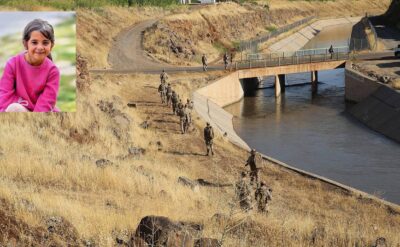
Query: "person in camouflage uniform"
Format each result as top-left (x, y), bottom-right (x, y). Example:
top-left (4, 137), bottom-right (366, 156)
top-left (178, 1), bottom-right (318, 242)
top-left (255, 181), bottom-right (272, 214)
top-left (160, 69), bottom-right (168, 84)
top-left (166, 83), bottom-right (173, 106)
top-left (203, 122), bottom-right (214, 156)
top-left (245, 149), bottom-right (259, 184)
top-left (177, 104), bottom-right (190, 134)
top-left (186, 99), bottom-right (193, 125)
top-left (223, 53), bottom-right (228, 70)
top-left (171, 91), bottom-right (179, 114)
top-left (202, 54), bottom-right (208, 72)
top-left (235, 172), bottom-right (252, 211)
top-left (158, 82), bottom-right (167, 104)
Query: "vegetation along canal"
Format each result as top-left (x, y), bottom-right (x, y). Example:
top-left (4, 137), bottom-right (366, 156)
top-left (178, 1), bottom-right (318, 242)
top-left (225, 24), bottom-right (400, 204)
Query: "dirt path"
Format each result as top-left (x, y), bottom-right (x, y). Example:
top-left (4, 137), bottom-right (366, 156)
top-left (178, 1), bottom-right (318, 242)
top-left (107, 18), bottom-right (227, 74)
top-left (108, 19), bottom-right (174, 71)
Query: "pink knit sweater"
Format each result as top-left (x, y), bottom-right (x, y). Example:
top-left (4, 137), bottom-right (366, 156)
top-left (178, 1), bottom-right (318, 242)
top-left (0, 52), bottom-right (60, 112)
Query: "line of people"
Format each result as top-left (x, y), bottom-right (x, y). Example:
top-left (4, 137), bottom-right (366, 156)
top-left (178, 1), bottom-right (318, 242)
top-left (158, 70), bottom-right (194, 134)
top-left (159, 70), bottom-right (272, 214)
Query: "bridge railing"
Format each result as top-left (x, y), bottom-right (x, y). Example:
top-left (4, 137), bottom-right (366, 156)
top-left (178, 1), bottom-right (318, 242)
top-left (234, 50), bottom-right (350, 70)
top-left (246, 46), bottom-right (349, 60)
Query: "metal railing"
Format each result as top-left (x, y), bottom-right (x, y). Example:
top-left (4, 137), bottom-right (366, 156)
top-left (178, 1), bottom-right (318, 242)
top-left (246, 46), bottom-right (349, 60)
top-left (233, 48), bottom-right (350, 70)
top-left (239, 16), bottom-right (315, 53)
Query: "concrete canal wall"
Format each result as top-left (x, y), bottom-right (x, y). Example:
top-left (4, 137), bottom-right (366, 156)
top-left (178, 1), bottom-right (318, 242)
top-left (345, 63), bottom-right (400, 143)
top-left (269, 17), bottom-right (362, 52)
top-left (192, 17), bottom-right (399, 209)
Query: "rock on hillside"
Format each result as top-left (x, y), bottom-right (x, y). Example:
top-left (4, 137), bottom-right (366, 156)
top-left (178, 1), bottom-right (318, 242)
top-left (143, 2), bottom-right (312, 65)
top-left (0, 199), bottom-right (80, 246)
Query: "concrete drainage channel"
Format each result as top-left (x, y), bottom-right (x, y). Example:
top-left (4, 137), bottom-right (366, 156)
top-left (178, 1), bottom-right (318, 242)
top-left (192, 16), bottom-right (400, 210)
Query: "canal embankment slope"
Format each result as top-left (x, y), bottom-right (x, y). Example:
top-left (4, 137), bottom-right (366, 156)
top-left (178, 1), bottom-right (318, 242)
top-left (345, 0), bottom-right (400, 143)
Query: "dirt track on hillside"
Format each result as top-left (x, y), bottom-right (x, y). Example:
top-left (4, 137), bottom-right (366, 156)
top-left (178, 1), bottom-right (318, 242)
top-left (108, 19), bottom-right (173, 71)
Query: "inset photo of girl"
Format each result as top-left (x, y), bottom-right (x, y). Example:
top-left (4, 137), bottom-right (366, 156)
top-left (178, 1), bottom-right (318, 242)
top-left (0, 12), bottom-right (76, 112)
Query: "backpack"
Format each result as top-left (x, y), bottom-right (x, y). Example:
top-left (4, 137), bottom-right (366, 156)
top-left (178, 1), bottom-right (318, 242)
top-left (204, 126), bottom-right (214, 139)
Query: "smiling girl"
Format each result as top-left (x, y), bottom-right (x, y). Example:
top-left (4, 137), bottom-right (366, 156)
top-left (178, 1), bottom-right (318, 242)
top-left (0, 19), bottom-right (60, 112)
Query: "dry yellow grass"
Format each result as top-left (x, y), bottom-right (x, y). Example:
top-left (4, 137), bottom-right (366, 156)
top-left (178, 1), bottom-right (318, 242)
top-left (1, 3), bottom-right (400, 247)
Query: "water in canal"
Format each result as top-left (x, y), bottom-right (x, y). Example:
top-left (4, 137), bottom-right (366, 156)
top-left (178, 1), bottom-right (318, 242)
top-left (224, 24), bottom-right (400, 204)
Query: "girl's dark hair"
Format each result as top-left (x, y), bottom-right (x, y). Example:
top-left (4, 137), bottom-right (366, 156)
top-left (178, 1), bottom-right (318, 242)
top-left (23, 19), bottom-right (55, 61)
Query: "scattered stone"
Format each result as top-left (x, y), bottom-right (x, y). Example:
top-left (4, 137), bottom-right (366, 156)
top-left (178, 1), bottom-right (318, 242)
top-left (178, 176), bottom-right (198, 189)
top-left (96, 159), bottom-right (113, 168)
top-left (378, 75), bottom-right (391, 84)
top-left (127, 102), bottom-right (137, 108)
top-left (129, 147), bottom-right (146, 156)
top-left (140, 121), bottom-right (149, 129)
top-left (375, 237), bottom-right (387, 247)
top-left (132, 216), bottom-right (203, 247)
top-left (46, 216), bottom-right (63, 233)
top-left (194, 238), bottom-right (220, 247)
top-left (45, 215), bottom-right (80, 243)
top-left (98, 100), bottom-right (117, 115)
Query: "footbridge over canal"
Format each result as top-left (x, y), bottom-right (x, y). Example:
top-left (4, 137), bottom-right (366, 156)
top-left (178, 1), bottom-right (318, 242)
top-left (232, 47), bottom-right (349, 97)
top-left (196, 46), bottom-right (388, 107)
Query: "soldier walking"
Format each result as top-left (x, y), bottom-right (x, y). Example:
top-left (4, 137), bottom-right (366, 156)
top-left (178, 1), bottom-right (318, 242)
top-left (178, 104), bottom-right (190, 134)
top-left (160, 69), bottom-right (168, 83)
top-left (203, 122), bottom-right (214, 156)
top-left (329, 45), bottom-right (334, 59)
top-left (202, 54), bottom-right (208, 72)
top-left (255, 181), bottom-right (272, 214)
top-left (166, 83), bottom-right (173, 106)
top-left (171, 91), bottom-right (179, 114)
top-left (245, 149), bottom-right (259, 184)
top-left (223, 52), bottom-right (228, 70)
top-left (186, 99), bottom-right (193, 125)
top-left (235, 172), bottom-right (252, 211)
top-left (158, 82), bottom-right (167, 104)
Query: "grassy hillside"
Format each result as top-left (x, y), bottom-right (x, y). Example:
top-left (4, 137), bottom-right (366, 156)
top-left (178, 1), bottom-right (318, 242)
top-left (143, 0), bottom-right (390, 66)
top-left (0, 1), bottom-right (400, 246)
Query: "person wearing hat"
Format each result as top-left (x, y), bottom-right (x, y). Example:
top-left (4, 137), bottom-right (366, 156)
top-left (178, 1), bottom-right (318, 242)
top-left (203, 122), bottom-right (214, 156)
top-left (245, 149), bottom-right (258, 184)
